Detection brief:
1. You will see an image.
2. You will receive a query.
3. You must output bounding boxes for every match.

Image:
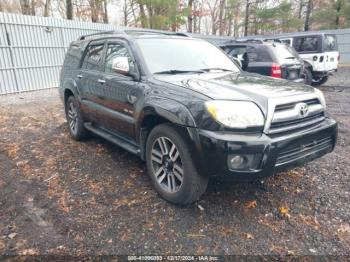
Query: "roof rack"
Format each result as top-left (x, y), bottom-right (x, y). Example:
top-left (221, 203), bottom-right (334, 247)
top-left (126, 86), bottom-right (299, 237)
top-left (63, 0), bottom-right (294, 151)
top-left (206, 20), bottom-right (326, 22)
top-left (78, 29), bottom-right (190, 40)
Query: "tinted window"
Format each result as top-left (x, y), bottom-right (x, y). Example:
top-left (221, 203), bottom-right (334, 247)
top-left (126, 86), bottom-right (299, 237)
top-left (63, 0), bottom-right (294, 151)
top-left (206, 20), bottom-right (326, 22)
top-left (81, 44), bottom-right (104, 70)
top-left (294, 36), bottom-right (319, 52)
top-left (104, 43), bottom-right (135, 74)
top-left (324, 35), bottom-right (337, 51)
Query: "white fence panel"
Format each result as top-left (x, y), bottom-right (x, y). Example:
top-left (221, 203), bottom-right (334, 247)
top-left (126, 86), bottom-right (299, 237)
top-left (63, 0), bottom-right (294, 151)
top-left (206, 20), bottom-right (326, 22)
top-left (0, 12), bottom-right (118, 95)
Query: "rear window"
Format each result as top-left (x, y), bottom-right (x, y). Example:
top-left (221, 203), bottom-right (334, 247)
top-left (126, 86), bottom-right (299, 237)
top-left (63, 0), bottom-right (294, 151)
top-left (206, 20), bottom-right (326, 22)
top-left (324, 35), bottom-right (338, 51)
top-left (271, 44), bottom-right (301, 63)
top-left (294, 36), bottom-right (319, 52)
top-left (223, 45), bottom-right (272, 62)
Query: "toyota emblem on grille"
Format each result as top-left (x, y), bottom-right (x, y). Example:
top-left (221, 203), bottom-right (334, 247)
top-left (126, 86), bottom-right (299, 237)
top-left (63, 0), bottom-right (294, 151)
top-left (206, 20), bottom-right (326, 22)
top-left (296, 103), bottom-right (309, 118)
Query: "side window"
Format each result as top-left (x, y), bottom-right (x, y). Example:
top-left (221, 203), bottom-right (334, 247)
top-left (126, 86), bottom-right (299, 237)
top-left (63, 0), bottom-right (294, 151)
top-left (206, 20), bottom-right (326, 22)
top-left (281, 39), bottom-right (291, 46)
top-left (226, 46), bottom-right (246, 59)
top-left (105, 43), bottom-right (135, 74)
top-left (81, 44), bottom-right (104, 71)
top-left (294, 36), bottom-right (319, 52)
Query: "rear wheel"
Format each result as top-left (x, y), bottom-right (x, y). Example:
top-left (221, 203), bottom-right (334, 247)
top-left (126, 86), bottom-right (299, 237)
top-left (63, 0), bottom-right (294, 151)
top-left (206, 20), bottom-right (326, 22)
top-left (146, 124), bottom-right (208, 205)
top-left (65, 96), bottom-right (88, 140)
top-left (311, 76), bottom-right (329, 86)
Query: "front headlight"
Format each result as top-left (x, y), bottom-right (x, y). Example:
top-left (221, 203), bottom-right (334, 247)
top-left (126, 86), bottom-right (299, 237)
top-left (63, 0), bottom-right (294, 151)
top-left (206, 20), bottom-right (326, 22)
top-left (314, 88), bottom-right (327, 110)
top-left (205, 100), bottom-right (264, 129)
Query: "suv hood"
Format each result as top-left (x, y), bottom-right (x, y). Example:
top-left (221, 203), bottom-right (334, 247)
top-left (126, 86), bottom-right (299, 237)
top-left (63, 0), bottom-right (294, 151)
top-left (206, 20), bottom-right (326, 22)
top-left (154, 72), bottom-right (316, 113)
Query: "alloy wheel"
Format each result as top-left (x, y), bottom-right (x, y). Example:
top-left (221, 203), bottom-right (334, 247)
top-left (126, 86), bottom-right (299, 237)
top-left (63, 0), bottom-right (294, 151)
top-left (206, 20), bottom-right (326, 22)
top-left (67, 101), bottom-right (78, 135)
top-left (151, 137), bottom-right (184, 193)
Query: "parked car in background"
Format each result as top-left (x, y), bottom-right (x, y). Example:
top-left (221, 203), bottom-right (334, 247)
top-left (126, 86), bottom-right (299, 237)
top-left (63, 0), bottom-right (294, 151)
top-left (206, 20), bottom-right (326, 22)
top-left (269, 33), bottom-right (339, 86)
top-left (59, 30), bottom-right (337, 205)
top-left (218, 39), bottom-right (306, 83)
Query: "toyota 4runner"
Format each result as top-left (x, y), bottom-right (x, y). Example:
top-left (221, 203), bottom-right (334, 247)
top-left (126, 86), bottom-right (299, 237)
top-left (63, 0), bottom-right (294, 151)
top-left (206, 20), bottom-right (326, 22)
top-left (59, 30), bottom-right (338, 205)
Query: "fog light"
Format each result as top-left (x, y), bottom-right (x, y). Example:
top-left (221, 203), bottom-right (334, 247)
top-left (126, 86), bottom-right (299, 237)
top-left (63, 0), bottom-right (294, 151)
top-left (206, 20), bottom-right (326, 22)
top-left (228, 154), bottom-right (262, 171)
top-left (229, 155), bottom-right (247, 169)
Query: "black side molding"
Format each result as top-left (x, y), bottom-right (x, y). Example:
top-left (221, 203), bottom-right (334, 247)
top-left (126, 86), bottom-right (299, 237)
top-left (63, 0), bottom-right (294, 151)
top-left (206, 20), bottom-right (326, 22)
top-left (84, 123), bottom-right (140, 156)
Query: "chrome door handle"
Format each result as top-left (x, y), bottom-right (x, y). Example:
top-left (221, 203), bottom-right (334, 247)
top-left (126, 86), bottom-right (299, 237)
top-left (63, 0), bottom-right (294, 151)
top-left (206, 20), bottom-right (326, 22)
top-left (77, 74), bottom-right (83, 79)
top-left (97, 79), bottom-right (106, 84)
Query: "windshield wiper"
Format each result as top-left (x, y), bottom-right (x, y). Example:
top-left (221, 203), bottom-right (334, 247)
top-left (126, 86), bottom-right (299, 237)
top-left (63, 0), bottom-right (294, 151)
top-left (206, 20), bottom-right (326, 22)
top-left (153, 69), bottom-right (204, 75)
top-left (200, 68), bottom-right (235, 72)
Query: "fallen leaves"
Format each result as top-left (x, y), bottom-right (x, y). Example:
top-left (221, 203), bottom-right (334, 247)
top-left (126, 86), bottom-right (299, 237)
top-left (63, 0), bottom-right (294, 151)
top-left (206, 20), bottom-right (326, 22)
top-left (244, 200), bottom-right (257, 209)
top-left (244, 233), bottom-right (254, 239)
top-left (279, 206), bottom-right (289, 217)
top-left (8, 233), bottom-right (17, 239)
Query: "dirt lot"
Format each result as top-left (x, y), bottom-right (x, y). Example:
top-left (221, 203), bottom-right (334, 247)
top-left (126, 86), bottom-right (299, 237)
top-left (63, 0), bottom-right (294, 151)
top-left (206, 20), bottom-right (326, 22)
top-left (0, 68), bottom-right (350, 256)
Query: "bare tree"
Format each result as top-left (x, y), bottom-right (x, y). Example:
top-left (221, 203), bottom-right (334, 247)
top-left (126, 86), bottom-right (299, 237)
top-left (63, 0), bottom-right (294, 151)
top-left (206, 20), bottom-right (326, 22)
top-left (103, 0), bottom-right (108, 23)
top-left (44, 0), bottom-right (51, 16)
top-left (66, 0), bottom-right (73, 19)
top-left (304, 0), bottom-right (312, 31)
top-left (218, 0), bottom-right (225, 35)
top-left (188, 0), bottom-right (194, 33)
top-left (19, 0), bottom-right (31, 15)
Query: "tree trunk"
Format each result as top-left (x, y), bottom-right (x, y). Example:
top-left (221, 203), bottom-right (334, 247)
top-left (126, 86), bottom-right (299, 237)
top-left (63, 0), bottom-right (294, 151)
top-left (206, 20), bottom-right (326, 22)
top-left (44, 0), bottom-right (51, 17)
top-left (304, 0), bottom-right (312, 31)
top-left (335, 0), bottom-right (342, 28)
top-left (66, 0), bottom-right (73, 20)
top-left (0, 1), bottom-right (3, 12)
top-left (31, 0), bottom-right (36, 15)
top-left (20, 0), bottom-right (31, 15)
top-left (218, 0), bottom-right (225, 35)
top-left (188, 0), bottom-right (194, 33)
top-left (139, 3), bottom-right (147, 28)
top-left (103, 0), bottom-right (108, 23)
top-left (244, 0), bottom-right (250, 36)
top-left (298, 0), bottom-right (303, 19)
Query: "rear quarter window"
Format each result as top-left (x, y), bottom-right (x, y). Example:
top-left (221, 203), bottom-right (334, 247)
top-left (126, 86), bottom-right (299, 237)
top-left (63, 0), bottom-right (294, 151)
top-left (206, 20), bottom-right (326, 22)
top-left (62, 43), bottom-right (82, 70)
top-left (324, 35), bottom-right (338, 51)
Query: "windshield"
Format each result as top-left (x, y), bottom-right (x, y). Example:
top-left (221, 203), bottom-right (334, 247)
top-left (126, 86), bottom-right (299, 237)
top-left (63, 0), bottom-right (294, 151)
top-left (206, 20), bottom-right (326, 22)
top-left (324, 35), bottom-right (338, 51)
top-left (135, 38), bottom-right (239, 74)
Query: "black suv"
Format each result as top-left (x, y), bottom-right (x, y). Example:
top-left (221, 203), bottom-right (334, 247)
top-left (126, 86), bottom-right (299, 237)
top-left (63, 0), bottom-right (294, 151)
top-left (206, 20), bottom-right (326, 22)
top-left (218, 39), bottom-right (306, 83)
top-left (59, 31), bottom-right (337, 205)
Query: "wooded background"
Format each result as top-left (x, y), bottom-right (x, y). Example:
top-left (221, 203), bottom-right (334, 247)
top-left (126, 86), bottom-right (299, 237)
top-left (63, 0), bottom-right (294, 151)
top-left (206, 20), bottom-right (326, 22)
top-left (1, 0), bottom-right (350, 37)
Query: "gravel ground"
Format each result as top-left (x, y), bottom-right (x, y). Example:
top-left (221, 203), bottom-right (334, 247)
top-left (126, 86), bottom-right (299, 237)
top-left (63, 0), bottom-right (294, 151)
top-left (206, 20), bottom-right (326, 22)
top-left (0, 68), bottom-right (349, 256)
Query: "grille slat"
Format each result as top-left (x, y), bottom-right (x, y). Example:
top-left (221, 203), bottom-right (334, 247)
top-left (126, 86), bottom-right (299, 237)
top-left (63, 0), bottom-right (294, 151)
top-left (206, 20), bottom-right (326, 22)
top-left (276, 137), bottom-right (333, 166)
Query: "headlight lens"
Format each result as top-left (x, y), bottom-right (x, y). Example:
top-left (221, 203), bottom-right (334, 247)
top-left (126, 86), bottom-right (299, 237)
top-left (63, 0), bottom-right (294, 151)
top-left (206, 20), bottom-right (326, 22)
top-left (205, 101), bottom-right (264, 129)
top-left (315, 88), bottom-right (326, 110)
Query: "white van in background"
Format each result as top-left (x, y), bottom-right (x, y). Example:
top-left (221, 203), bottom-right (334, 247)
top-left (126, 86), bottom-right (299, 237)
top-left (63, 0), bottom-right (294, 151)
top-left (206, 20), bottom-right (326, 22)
top-left (273, 33), bottom-right (339, 86)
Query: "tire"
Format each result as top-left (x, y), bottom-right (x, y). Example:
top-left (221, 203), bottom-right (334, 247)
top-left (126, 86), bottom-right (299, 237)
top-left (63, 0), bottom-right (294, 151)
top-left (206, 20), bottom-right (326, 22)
top-left (145, 123), bottom-right (208, 205)
top-left (65, 96), bottom-right (88, 140)
top-left (302, 67), bottom-right (312, 86)
top-left (311, 76), bottom-right (329, 87)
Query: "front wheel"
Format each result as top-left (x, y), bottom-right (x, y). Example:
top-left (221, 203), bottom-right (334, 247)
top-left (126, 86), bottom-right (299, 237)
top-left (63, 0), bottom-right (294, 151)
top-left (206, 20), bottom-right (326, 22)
top-left (302, 67), bottom-right (312, 86)
top-left (311, 76), bottom-right (329, 86)
top-left (146, 124), bottom-right (208, 205)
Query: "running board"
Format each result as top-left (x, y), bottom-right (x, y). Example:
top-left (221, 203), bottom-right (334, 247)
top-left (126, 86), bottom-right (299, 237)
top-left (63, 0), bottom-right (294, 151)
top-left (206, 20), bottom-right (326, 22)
top-left (84, 123), bottom-right (140, 155)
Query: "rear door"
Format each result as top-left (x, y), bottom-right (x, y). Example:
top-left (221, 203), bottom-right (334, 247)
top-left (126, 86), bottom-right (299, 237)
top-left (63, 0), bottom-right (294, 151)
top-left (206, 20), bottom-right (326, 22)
top-left (96, 40), bottom-right (141, 141)
top-left (76, 40), bottom-right (106, 123)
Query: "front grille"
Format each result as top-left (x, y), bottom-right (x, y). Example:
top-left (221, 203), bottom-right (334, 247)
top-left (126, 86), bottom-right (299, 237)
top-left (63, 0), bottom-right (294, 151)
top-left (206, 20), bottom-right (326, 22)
top-left (274, 99), bottom-right (319, 112)
top-left (276, 136), bottom-right (333, 166)
top-left (269, 98), bottom-right (325, 135)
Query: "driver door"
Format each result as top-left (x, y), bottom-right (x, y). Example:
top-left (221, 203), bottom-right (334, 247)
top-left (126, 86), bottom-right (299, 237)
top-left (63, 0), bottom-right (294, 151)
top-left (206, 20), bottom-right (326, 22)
top-left (96, 40), bottom-right (141, 142)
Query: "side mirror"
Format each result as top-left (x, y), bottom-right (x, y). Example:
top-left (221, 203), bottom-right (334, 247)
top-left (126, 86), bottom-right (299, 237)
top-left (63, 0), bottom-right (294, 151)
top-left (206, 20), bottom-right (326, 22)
top-left (112, 57), bottom-right (130, 75)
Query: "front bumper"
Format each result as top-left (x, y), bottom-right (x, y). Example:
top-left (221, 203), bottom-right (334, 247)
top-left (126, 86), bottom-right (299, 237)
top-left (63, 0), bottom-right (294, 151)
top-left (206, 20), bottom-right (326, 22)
top-left (191, 118), bottom-right (337, 180)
